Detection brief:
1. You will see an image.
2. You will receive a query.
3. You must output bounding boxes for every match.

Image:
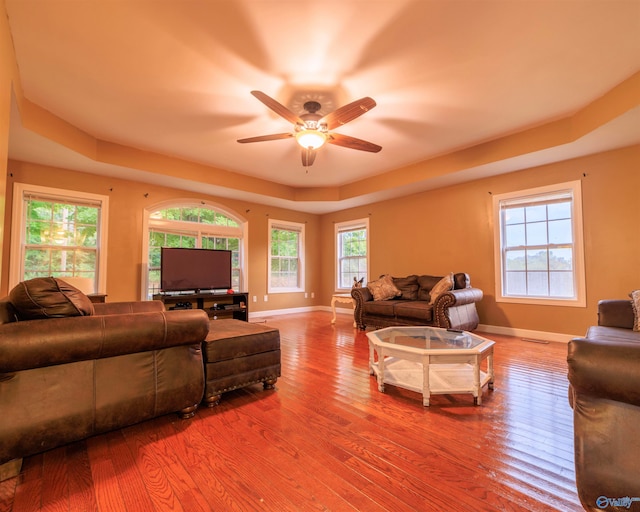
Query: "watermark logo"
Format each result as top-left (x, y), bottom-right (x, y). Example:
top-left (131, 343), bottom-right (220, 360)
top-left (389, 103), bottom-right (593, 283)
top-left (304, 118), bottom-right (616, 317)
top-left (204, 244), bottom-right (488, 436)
top-left (596, 496), bottom-right (640, 509)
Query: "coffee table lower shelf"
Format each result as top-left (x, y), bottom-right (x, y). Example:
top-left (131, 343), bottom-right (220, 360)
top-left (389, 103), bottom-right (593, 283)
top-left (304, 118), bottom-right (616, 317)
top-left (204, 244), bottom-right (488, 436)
top-left (370, 358), bottom-right (493, 406)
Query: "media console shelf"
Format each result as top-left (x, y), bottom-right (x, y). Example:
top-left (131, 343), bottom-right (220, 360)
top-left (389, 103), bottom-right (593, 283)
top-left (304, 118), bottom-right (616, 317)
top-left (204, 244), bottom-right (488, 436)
top-left (153, 291), bottom-right (249, 322)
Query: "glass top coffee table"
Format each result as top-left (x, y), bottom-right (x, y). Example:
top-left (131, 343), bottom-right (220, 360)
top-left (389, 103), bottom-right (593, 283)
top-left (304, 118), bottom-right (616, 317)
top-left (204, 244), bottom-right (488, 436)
top-left (366, 326), bottom-right (495, 406)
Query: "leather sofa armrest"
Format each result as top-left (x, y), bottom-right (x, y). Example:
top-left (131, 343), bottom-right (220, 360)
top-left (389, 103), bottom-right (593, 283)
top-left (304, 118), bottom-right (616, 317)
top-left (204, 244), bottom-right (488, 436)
top-left (351, 287), bottom-right (372, 302)
top-left (436, 287), bottom-right (483, 306)
top-left (0, 309), bottom-right (210, 373)
top-left (351, 287), bottom-right (372, 330)
top-left (567, 337), bottom-right (640, 407)
top-left (433, 287), bottom-right (483, 330)
top-left (0, 299), bottom-right (18, 324)
top-left (597, 299), bottom-right (635, 329)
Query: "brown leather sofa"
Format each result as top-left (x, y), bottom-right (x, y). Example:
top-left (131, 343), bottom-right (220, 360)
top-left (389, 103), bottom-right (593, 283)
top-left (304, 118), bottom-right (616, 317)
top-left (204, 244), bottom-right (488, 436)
top-left (567, 299), bottom-right (640, 511)
top-left (351, 273), bottom-right (483, 331)
top-left (0, 278), bottom-right (210, 480)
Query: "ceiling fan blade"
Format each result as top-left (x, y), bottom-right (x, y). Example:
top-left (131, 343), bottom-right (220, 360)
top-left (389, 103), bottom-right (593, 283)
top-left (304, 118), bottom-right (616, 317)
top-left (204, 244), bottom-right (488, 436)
top-left (301, 147), bottom-right (317, 167)
top-left (321, 97), bottom-right (377, 130)
top-left (237, 133), bottom-right (293, 143)
top-left (328, 133), bottom-right (382, 153)
top-left (251, 90), bottom-right (304, 125)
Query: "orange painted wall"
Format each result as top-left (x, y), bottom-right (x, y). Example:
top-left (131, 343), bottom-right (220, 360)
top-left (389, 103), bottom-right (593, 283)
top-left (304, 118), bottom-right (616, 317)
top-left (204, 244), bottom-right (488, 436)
top-left (320, 144), bottom-right (640, 337)
top-left (3, 160), bottom-right (321, 310)
top-left (0, 0), bottom-right (17, 291)
top-left (3, 145), bottom-right (638, 336)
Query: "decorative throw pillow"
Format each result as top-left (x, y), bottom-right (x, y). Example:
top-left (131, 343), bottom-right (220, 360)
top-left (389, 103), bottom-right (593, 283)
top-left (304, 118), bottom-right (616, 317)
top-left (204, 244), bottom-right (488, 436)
top-left (392, 275), bottom-right (419, 300)
top-left (429, 273), bottom-right (454, 305)
top-left (630, 290), bottom-right (640, 332)
top-left (9, 277), bottom-right (95, 320)
top-left (367, 274), bottom-right (402, 301)
top-left (417, 275), bottom-right (441, 301)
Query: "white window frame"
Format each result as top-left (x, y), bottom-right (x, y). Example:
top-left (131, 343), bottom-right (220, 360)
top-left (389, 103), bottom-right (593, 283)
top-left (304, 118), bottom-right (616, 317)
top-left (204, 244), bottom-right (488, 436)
top-left (9, 183), bottom-right (109, 292)
top-left (142, 199), bottom-right (248, 300)
top-left (268, 219), bottom-right (305, 293)
top-left (493, 180), bottom-right (586, 307)
top-left (335, 218), bottom-right (370, 292)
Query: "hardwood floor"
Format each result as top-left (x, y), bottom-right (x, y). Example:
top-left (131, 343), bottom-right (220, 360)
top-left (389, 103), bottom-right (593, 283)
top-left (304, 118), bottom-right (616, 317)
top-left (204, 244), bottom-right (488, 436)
top-left (0, 311), bottom-right (582, 511)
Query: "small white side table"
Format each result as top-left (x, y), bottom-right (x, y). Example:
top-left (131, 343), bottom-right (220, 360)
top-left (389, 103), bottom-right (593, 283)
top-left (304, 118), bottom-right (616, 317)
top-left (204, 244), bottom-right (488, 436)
top-left (331, 293), bottom-right (356, 327)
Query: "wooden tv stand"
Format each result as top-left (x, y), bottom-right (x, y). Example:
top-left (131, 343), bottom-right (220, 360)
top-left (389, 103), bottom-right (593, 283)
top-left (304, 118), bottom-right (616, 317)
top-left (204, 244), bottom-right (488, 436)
top-left (153, 291), bottom-right (249, 322)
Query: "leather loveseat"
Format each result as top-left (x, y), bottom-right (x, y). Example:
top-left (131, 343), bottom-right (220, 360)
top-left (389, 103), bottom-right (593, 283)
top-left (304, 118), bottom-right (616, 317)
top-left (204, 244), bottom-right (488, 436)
top-left (351, 272), bottom-right (483, 331)
top-left (0, 277), bottom-right (210, 481)
top-left (567, 297), bottom-right (640, 511)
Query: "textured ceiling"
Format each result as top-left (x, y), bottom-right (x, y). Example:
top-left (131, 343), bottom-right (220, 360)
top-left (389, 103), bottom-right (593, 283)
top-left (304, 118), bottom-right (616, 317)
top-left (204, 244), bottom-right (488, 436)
top-left (5, 0), bottom-right (640, 212)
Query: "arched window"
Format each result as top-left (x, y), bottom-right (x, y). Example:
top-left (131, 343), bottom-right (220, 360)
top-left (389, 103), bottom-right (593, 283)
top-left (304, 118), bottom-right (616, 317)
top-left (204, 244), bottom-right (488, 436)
top-left (142, 200), bottom-right (247, 299)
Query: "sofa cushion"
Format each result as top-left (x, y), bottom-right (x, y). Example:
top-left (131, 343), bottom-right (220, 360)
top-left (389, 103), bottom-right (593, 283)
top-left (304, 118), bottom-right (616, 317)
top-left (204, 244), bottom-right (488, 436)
top-left (9, 277), bottom-right (95, 320)
top-left (630, 290), bottom-right (639, 332)
top-left (417, 275), bottom-right (442, 301)
top-left (362, 300), bottom-right (397, 317)
top-left (394, 301), bottom-right (433, 323)
top-left (429, 273), bottom-right (454, 304)
top-left (367, 274), bottom-right (401, 301)
top-left (392, 275), bottom-right (419, 300)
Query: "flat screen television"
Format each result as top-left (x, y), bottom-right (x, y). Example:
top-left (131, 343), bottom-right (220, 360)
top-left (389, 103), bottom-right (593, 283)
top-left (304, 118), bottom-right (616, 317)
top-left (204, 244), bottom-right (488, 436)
top-left (160, 247), bottom-right (232, 293)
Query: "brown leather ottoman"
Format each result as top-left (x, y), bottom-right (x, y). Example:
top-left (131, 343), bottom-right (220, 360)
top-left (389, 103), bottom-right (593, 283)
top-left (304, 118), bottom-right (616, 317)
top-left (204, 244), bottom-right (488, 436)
top-left (203, 319), bottom-right (281, 407)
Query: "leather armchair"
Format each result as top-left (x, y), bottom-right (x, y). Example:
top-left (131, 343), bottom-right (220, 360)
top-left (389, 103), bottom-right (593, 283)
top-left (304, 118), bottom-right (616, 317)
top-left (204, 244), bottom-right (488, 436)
top-left (0, 293), bottom-right (209, 480)
top-left (567, 299), bottom-right (640, 511)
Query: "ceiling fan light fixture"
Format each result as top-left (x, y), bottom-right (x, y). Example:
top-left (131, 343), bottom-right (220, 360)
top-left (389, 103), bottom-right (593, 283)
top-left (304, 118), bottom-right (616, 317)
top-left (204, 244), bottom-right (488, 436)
top-left (239, 91), bottom-right (381, 166)
top-left (295, 129), bottom-right (327, 149)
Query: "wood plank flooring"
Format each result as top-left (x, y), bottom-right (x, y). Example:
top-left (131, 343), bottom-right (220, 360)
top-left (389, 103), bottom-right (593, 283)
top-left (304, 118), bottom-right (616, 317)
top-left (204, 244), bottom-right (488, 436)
top-left (0, 311), bottom-right (582, 511)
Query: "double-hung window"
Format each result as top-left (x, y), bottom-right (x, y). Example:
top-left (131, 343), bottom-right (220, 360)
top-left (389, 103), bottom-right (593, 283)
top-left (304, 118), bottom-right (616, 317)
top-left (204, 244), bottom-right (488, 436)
top-left (336, 218), bottom-right (369, 291)
top-left (493, 180), bottom-right (585, 306)
top-left (268, 219), bottom-right (304, 293)
top-left (10, 183), bottom-right (108, 291)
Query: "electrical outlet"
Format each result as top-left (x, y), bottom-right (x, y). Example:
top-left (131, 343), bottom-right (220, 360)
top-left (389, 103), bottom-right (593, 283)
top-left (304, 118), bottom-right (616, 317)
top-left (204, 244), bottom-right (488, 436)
top-left (311, 292), bottom-right (315, 299)
top-left (263, 295), bottom-right (268, 302)
top-left (252, 295), bottom-right (257, 303)
top-left (304, 292), bottom-right (308, 298)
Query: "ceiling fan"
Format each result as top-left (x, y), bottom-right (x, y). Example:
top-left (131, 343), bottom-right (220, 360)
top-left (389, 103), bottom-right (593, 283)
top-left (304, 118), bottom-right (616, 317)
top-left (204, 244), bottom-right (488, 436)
top-left (237, 90), bottom-right (382, 167)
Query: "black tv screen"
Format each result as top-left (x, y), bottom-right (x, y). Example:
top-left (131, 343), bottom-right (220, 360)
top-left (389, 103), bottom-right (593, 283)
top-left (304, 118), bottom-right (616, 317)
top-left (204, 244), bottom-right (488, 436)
top-left (160, 247), bottom-right (232, 292)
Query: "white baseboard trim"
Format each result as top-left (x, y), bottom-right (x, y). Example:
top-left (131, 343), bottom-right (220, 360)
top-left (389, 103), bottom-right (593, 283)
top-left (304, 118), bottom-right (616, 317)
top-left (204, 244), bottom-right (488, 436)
top-left (249, 306), bottom-right (321, 319)
top-left (250, 305), bottom-right (349, 319)
top-left (475, 324), bottom-right (580, 344)
top-left (248, 307), bottom-right (580, 343)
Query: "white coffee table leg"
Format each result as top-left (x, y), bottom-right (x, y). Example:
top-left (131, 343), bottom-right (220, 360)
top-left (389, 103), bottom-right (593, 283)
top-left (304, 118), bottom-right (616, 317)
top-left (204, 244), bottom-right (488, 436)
top-left (368, 342), bottom-right (375, 376)
top-left (473, 356), bottom-right (482, 405)
top-left (377, 352), bottom-right (385, 392)
top-left (422, 355), bottom-right (431, 406)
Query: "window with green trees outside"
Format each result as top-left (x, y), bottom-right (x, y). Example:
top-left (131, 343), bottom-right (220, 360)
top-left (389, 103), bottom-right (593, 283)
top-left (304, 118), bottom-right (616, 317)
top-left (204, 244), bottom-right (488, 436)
top-left (23, 197), bottom-right (100, 282)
